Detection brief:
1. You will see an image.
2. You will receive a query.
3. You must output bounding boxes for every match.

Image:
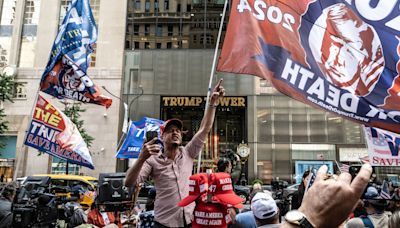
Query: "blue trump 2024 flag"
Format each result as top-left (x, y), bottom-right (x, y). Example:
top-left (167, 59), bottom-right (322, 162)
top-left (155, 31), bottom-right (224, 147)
top-left (40, 0), bottom-right (112, 108)
top-left (116, 117), bottom-right (164, 159)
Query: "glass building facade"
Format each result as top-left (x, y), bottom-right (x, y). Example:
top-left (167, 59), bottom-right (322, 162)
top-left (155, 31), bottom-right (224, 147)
top-left (123, 0), bottom-right (400, 184)
top-left (0, 0), bottom-right (16, 68)
top-left (126, 0), bottom-right (228, 50)
top-left (18, 0), bottom-right (41, 67)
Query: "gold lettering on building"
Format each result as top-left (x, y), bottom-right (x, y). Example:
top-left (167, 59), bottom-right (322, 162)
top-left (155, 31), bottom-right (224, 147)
top-left (162, 97), bottom-right (246, 107)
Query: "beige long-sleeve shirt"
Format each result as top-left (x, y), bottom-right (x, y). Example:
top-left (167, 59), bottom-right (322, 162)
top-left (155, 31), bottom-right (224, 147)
top-left (136, 135), bottom-right (205, 227)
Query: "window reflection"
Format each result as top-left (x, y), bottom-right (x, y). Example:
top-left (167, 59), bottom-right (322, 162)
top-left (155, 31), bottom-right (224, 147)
top-left (125, 0), bottom-right (227, 49)
top-left (0, 0), bottom-right (17, 68)
top-left (18, 0), bottom-right (41, 67)
top-left (256, 95), bottom-right (361, 144)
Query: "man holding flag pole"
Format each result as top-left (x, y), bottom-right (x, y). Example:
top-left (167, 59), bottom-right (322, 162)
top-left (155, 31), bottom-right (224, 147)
top-left (125, 79), bottom-right (225, 227)
top-left (125, 0), bottom-right (228, 225)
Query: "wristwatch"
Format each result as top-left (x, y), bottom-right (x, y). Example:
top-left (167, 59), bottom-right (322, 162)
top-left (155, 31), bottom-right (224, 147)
top-left (284, 210), bottom-right (314, 228)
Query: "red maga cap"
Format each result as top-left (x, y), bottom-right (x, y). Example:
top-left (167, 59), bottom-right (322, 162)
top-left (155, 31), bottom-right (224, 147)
top-left (192, 202), bottom-right (231, 228)
top-left (160, 118), bottom-right (183, 135)
top-left (209, 172), bottom-right (244, 206)
top-left (178, 173), bottom-right (208, 207)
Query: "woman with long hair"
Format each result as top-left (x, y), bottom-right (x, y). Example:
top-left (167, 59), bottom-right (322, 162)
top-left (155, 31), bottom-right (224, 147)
top-left (291, 170), bottom-right (311, 210)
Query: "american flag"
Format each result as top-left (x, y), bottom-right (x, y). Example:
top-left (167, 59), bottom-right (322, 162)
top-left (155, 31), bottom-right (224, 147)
top-left (338, 162), bottom-right (350, 173)
top-left (371, 128), bottom-right (388, 147)
top-left (380, 180), bottom-right (391, 199)
top-left (359, 156), bottom-right (370, 164)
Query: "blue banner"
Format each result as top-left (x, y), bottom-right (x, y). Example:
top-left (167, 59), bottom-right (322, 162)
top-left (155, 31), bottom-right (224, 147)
top-left (39, 0), bottom-right (112, 108)
top-left (116, 117), bottom-right (164, 159)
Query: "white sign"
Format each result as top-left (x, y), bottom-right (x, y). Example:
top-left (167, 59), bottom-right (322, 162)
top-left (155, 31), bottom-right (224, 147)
top-left (339, 148), bottom-right (368, 162)
top-left (363, 126), bottom-right (400, 166)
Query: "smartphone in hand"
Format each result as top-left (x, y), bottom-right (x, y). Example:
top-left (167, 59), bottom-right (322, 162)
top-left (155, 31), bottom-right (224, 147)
top-left (146, 131), bottom-right (158, 143)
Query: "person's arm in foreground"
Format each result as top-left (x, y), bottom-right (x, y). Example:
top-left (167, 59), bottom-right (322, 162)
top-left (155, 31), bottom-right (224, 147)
top-left (124, 138), bottom-right (158, 187)
top-left (281, 164), bottom-right (372, 228)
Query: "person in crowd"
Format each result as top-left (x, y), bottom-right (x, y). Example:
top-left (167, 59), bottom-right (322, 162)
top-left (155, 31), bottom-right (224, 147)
top-left (125, 79), bottom-right (225, 228)
top-left (250, 182), bottom-right (264, 201)
top-left (0, 174), bottom-right (4, 182)
top-left (231, 187), bottom-right (264, 228)
top-left (217, 153), bottom-right (244, 224)
top-left (345, 186), bottom-right (391, 228)
top-left (145, 187), bottom-right (156, 211)
top-left (349, 199), bottom-right (367, 219)
top-left (281, 164), bottom-right (372, 228)
top-left (217, 149), bottom-right (242, 185)
top-left (251, 192), bottom-right (281, 227)
top-left (388, 210), bottom-right (400, 228)
top-left (87, 202), bottom-right (122, 228)
top-left (291, 170), bottom-right (310, 210)
top-left (217, 157), bottom-right (233, 174)
top-left (137, 187), bottom-right (156, 228)
top-left (0, 184), bottom-right (16, 228)
top-left (67, 186), bottom-right (88, 228)
top-left (239, 173), bottom-right (248, 186)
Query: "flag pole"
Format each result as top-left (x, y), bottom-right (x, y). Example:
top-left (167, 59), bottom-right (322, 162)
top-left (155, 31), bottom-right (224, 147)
top-left (334, 160), bottom-right (342, 174)
top-left (197, 0), bottom-right (229, 173)
top-left (16, 88), bottom-right (42, 179)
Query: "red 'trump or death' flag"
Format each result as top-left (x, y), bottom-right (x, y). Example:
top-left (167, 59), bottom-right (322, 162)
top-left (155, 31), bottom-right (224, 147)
top-left (217, 0), bottom-right (400, 133)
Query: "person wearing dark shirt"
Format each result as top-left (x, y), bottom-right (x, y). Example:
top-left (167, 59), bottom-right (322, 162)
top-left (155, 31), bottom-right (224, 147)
top-left (0, 184), bottom-right (16, 228)
top-left (291, 170), bottom-right (310, 210)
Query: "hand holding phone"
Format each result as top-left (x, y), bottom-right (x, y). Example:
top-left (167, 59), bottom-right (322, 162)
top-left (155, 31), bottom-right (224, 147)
top-left (137, 131), bottom-right (162, 160)
top-left (146, 131), bottom-right (158, 143)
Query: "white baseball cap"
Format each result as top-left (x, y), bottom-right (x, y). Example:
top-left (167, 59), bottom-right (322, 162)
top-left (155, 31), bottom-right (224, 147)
top-left (251, 192), bottom-right (278, 219)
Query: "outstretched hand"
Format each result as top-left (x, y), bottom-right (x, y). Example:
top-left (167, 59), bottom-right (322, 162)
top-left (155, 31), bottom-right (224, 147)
top-left (210, 78), bottom-right (225, 105)
top-left (298, 164), bottom-right (372, 228)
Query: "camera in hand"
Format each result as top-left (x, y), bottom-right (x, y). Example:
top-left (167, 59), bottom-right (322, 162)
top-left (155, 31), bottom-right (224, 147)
top-left (97, 172), bottom-right (134, 212)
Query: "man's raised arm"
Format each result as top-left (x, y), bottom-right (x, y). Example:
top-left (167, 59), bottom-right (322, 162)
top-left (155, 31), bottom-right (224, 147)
top-left (194, 78), bottom-right (225, 141)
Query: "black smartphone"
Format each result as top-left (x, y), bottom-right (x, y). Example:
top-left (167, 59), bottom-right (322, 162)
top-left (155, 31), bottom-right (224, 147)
top-left (146, 131), bottom-right (158, 143)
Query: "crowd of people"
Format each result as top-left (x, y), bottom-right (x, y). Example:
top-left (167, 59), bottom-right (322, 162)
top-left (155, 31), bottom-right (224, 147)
top-left (125, 80), bottom-right (400, 228)
top-left (1, 79), bottom-right (400, 228)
